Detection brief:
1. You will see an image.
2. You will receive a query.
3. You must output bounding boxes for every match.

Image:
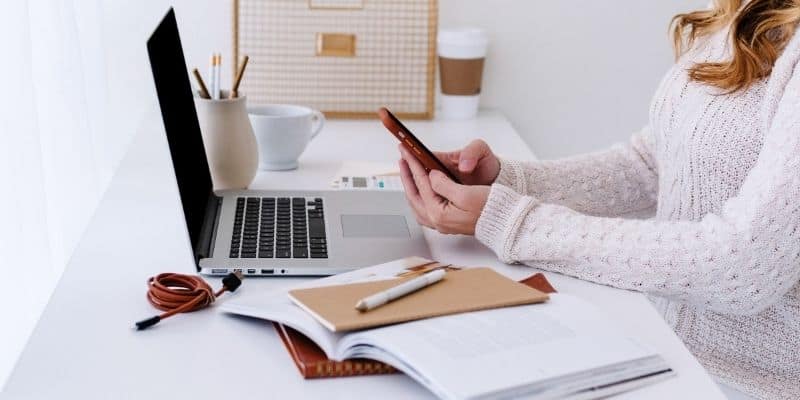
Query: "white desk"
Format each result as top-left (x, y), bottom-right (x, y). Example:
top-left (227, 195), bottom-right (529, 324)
top-left (1, 111), bottom-right (724, 399)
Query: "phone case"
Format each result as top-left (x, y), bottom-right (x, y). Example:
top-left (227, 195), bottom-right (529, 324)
top-left (378, 108), bottom-right (461, 183)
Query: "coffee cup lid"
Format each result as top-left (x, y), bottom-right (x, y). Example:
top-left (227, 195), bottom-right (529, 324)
top-left (438, 29), bottom-right (488, 59)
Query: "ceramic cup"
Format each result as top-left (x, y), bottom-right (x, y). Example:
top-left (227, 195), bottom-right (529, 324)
top-left (248, 104), bottom-right (325, 170)
top-left (194, 91), bottom-right (258, 190)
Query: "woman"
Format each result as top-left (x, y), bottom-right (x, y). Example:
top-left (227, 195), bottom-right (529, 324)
top-left (398, 1), bottom-right (800, 399)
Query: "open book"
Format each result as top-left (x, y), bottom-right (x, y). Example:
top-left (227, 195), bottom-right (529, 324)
top-left (221, 258), bottom-right (674, 400)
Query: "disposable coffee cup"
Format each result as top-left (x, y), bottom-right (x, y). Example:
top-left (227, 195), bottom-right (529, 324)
top-left (437, 29), bottom-right (488, 120)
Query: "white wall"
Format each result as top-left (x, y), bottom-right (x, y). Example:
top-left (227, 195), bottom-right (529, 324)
top-left (439, 0), bottom-right (707, 158)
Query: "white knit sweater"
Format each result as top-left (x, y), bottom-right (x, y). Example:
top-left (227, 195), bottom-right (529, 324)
top-left (475, 26), bottom-right (800, 400)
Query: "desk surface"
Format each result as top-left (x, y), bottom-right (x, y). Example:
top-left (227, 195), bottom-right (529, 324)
top-left (1, 111), bottom-right (724, 399)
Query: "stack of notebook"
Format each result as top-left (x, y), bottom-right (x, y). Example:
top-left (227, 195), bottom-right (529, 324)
top-left (221, 257), bottom-right (674, 399)
top-left (272, 271), bottom-right (557, 379)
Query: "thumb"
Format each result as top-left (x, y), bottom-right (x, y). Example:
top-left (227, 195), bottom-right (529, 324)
top-left (458, 140), bottom-right (490, 173)
top-left (433, 151), bottom-right (460, 170)
top-left (429, 170), bottom-right (468, 209)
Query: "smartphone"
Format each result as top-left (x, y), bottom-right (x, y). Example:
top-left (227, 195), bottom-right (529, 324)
top-left (378, 107), bottom-right (461, 184)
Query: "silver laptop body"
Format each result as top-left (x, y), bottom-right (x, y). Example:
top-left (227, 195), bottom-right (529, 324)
top-left (197, 190), bottom-right (430, 276)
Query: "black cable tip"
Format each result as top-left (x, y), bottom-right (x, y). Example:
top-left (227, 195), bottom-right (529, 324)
top-left (222, 271), bottom-right (243, 292)
top-left (135, 316), bottom-right (161, 330)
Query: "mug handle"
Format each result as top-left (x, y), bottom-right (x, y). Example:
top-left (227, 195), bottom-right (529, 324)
top-left (310, 110), bottom-right (325, 140)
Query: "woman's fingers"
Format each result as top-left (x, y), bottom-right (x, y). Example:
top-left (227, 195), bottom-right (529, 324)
top-left (458, 139), bottom-right (491, 173)
top-left (433, 150), bottom-right (461, 170)
top-left (398, 158), bottom-right (419, 197)
top-left (429, 170), bottom-right (469, 209)
top-left (399, 146), bottom-right (445, 206)
top-left (398, 159), bottom-right (433, 226)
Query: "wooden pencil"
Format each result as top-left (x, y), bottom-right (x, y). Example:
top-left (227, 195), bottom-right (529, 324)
top-left (230, 55), bottom-right (250, 99)
top-left (192, 68), bottom-right (211, 99)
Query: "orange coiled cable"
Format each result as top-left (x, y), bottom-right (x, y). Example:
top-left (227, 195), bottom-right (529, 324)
top-left (136, 272), bottom-right (242, 330)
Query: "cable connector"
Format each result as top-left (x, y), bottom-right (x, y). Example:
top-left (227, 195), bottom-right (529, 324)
top-left (135, 316), bottom-right (161, 330)
top-left (222, 271), bottom-right (243, 292)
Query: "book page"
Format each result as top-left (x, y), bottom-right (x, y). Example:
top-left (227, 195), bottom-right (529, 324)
top-left (221, 291), bottom-right (343, 358)
top-left (220, 257), bottom-right (435, 356)
top-left (344, 294), bottom-right (658, 399)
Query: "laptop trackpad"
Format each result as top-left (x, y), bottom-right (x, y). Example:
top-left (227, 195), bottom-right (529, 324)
top-left (340, 215), bottom-right (410, 238)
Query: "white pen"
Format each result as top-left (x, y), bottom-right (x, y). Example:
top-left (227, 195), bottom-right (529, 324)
top-left (208, 53), bottom-right (217, 100)
top-left (213, 53), bottom-right (222, 100)
top-left (355, 269), bottom-right (446, 312)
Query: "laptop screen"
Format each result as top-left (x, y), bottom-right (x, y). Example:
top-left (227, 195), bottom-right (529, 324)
top-left (146, 9), bottom-right (213, 253)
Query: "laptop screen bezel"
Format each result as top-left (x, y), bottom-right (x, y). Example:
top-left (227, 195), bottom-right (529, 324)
top-left (146, 8), bottom-right (216, 266)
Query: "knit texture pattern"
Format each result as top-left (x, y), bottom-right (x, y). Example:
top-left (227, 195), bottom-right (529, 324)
top-left (476, 27), bottom-right (800, 400)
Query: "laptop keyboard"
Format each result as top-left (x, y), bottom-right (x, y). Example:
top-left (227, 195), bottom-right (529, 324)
top-left (229, 197), bottom-right (328, 259)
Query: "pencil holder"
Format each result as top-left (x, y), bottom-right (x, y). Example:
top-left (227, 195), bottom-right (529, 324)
top-left (194, 91), bottom-right (258, 190)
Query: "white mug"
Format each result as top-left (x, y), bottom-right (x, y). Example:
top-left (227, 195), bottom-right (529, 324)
top-left (248, 104), bottom-right (325, 170)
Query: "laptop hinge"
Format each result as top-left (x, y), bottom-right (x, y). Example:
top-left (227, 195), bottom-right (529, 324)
top-left (194, 194), bottom-right (222, 270)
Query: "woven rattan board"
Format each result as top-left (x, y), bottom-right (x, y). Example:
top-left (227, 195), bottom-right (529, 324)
top-left (234, 0), bottom-right (437, 119)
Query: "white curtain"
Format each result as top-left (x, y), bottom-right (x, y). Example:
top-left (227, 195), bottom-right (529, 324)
top-left (0, 0), bottom-right (116, 389)
top-left (0, 0), bottom-right (233, 389)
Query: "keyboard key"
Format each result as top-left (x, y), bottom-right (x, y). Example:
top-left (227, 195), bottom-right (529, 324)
top-left (293, 248), bottom-right (308, 258)
top-left (309, 219), bottom-right (325, 239)
top-left (310, 252), bottom-right (328, 259)
top-left (276, 250), bottom-right (291, 258)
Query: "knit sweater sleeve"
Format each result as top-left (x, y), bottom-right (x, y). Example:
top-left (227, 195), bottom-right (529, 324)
top-left (476, 61), bottom-right (800, 316)
top-left (494, 126), bottom-right (658, 217)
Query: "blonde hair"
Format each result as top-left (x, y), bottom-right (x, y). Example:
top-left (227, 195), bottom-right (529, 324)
top-left (672, 0), bottom-right (800, 92)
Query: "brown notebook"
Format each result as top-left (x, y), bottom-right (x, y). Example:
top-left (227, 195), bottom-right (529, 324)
top-left (275, 272), bottom-right (557, 379)
top-left (289, 267), bottom-right (550, 332)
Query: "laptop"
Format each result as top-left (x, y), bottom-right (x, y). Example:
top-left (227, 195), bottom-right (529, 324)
top-left (146, 9), bottom-right (430, 276)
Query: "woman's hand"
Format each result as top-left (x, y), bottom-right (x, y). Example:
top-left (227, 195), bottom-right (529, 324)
top-left (398, 145), bottom-right (490, 235)
top-left (433, 139), bottom-right (501, 186)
